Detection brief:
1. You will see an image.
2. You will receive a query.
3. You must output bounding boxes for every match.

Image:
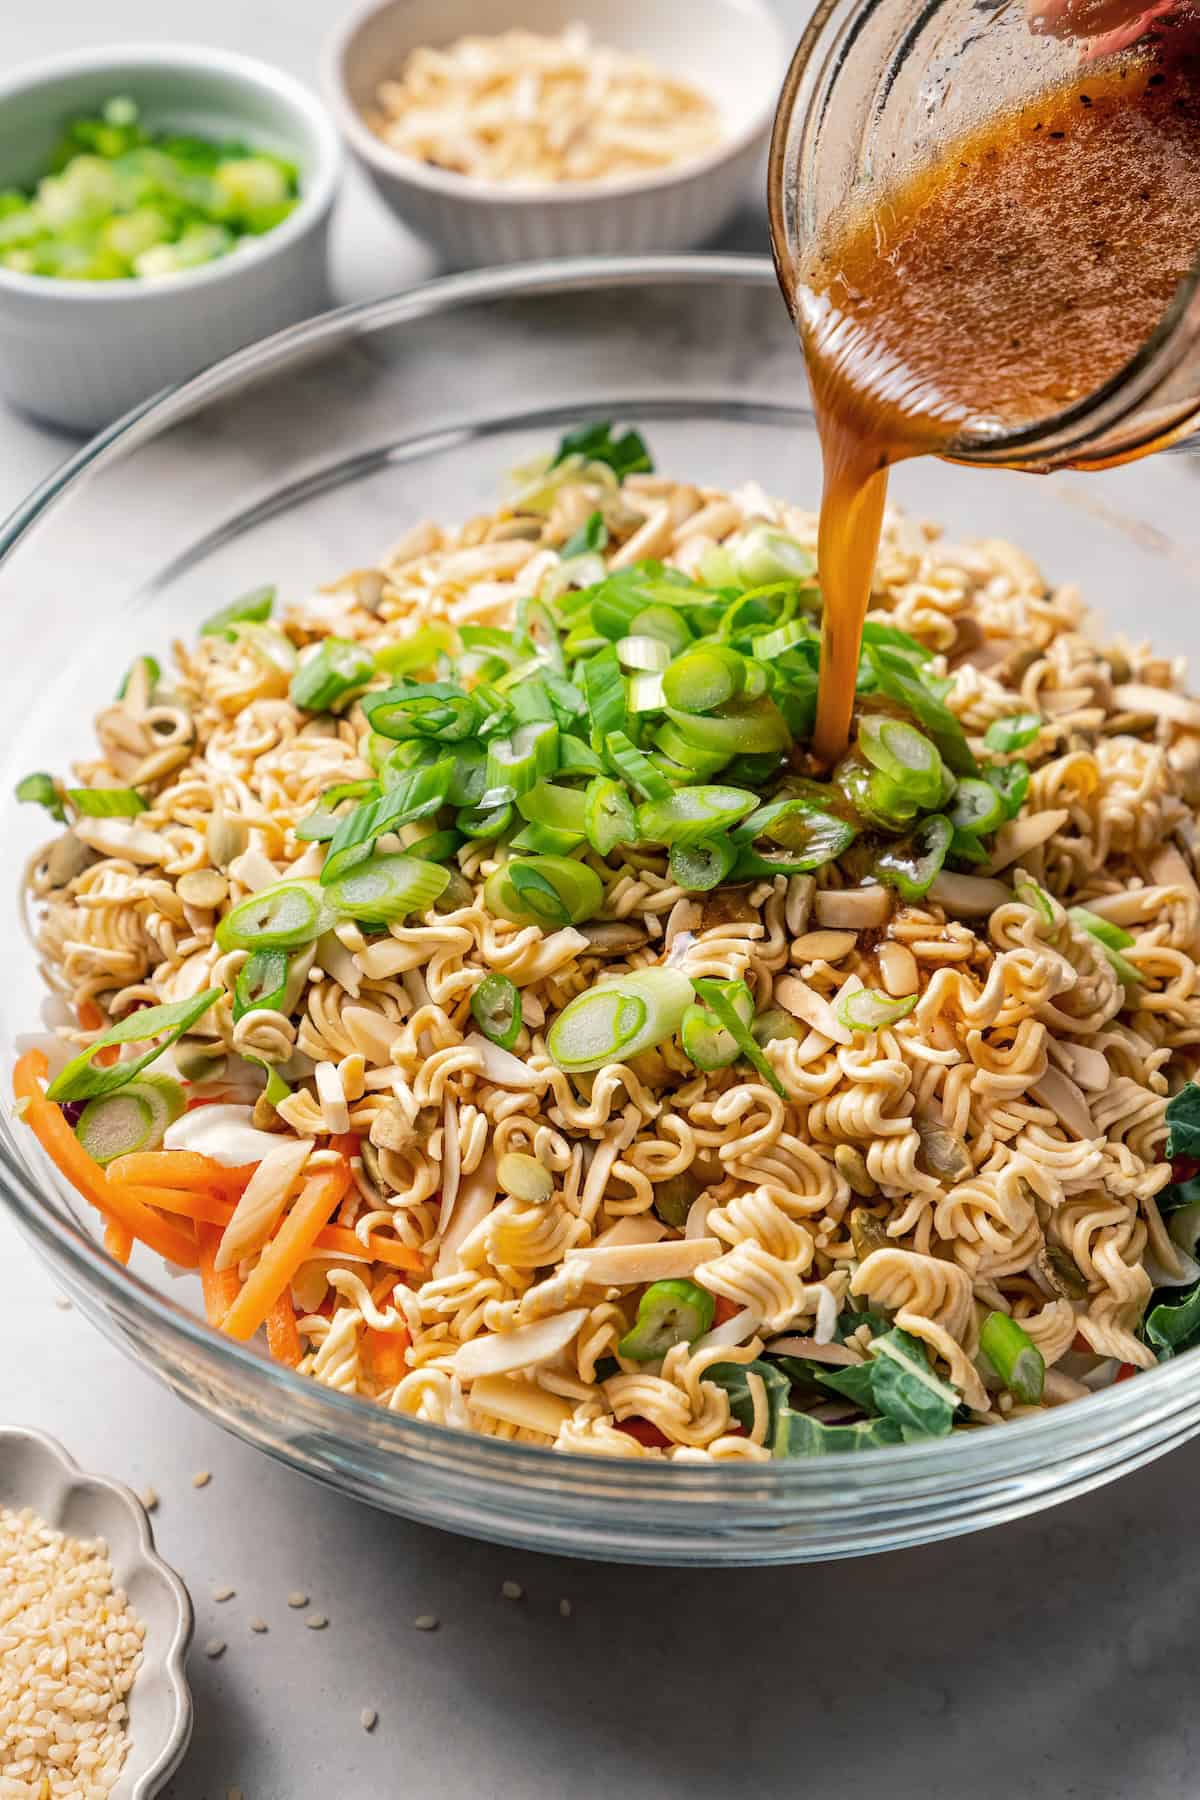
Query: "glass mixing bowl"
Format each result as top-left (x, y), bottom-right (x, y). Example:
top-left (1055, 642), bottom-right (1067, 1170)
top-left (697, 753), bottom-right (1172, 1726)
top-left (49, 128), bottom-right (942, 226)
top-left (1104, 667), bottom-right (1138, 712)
top-left (4, 257), bottom-right (1200, 1566)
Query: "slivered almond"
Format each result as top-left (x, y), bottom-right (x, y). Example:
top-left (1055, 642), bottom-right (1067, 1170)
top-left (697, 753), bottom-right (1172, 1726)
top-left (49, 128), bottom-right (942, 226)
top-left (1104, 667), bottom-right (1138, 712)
top-left (468, 1374), bottom-right (575, 1435)
top-left (1030, 1065), bottom-right (1098, 1140)
top-left (774, 975), bottom-right (853, 1046)
top-left (791, 929), bottom-right (857, 962)
top-left (1113, 682), bottom-right (1200, 729)
top-left (563, 1238), bottom-right (721, 1286)
top-left (454, 1309), bottom-right (589, 1379)
top-left (812, 887), bottom-right (892, 929)
top-left (1047, 1037), bottom-right (1109, 1093)
top-left (984, 811), bottom-right (1071, 874)
top-left (593, 1214), bottom-right (667, 1249)
top-left (878, 941), bottom-right (918, 997)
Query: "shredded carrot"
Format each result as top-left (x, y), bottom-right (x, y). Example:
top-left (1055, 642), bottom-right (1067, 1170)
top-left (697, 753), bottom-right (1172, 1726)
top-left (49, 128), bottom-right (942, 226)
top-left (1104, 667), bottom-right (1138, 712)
top-left (107, 1151), bottom-right (255, 1198)
top-left (76, 997), bottom-right (119, 1066)
top-left (13, 1052), bottom-right (198, 1269)
top-left (103, 1220), bottom-right (134, 1265)
top-left (221, 1157), bottom-right (352, 1342)
top-left (362, 1325), bottom-right (410, 1388)
top-left (331, 1132), bottom-right (361, 1158)
top-left (265, 1288), bottom-right (303, 1368)
top-left (195, 1222), bottom-right (241, 1327)
top-left (110, 1182), bottom-right (235, 1228)
top-left (312, 1225), bottom-right (423, 1273)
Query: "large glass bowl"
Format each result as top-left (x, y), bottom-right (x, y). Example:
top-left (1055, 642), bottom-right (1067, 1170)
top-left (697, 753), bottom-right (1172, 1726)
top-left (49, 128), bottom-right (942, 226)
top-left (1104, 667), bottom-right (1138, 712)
top-left (4, 257), bottom-right (1200, 1566)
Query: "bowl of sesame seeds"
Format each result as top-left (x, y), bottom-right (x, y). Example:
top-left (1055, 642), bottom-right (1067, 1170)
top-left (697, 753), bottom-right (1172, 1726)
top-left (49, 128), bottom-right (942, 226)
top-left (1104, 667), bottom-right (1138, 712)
top-left (0, 1428), bottom-right (192, 1800)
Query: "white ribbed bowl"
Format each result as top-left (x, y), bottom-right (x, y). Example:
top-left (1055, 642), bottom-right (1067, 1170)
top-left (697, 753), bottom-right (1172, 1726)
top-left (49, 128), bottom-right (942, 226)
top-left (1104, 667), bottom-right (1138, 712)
top-left (0, 1429), bottom-right (193, 1798)
top-left (0, 46), bottom-right (341, 434)
top-left (323, 0), bottom-right (787, 267)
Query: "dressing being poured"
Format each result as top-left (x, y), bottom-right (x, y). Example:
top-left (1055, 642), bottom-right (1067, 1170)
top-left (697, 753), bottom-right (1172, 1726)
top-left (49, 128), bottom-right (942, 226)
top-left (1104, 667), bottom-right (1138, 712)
top-left (795, 38), bottom-right (1200, 762)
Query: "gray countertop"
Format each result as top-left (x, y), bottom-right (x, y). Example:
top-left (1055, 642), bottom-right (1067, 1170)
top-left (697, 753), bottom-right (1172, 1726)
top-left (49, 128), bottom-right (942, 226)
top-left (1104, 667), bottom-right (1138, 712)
top-left (3, 4), bottom-right (1199, 1797)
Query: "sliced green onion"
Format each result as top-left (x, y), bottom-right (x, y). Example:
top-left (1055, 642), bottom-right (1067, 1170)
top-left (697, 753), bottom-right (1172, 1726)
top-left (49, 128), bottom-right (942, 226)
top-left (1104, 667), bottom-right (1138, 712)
top-left (484, 854), bottom-right (603, 928)
top-left (48, 989), bottom-right (222, 1102)
top-left (651, 721), bottom-right (731, 779)
top-left (486, 721), bottom-right (560, 802)
top-left (627, 672), bottom-right (665, 713)
top-left (728, 524), bottom-right (816, 588)
top-left (604, 731), bottom-right (672, 802)
top-left (637, 785), bottom-right (757, 846)
top-left (235, 623), bottom-right (297, 676)
top-left (732, 795), bottom-right (857, 874)
top-left (690, 976), bottom-right (786, 1099)
top-left (65, 787), bottom-right (146, 817)
top-left (617, 1278), bottom-right (715, 1362)
top-left (373, 622), bottom-right (457, 675)
top-left (400, 827), bottom-right (462, 863)
top-left (984, 760), bottom-right (1031, 819)
top-left (16, 772), bottom-right (66, 822)
top-left (863, 644), bottom-right (977, 776)
top-left (76, 1074), bottom-right (185, 1165)
top-left (1068, 904), bottom-right (1141, 985)
top-left (363, 681), bottom-right (479, 743)
top-left (516, 782), bottom-right (587, 843)
top-left (836, 989), bottom-right (919, 1034)
top-left (557, 733), bottom-right (606, 779)
top-left (560, 510), bottom-right (608, 559)
top-left (585, 777), bottom-right (637, 855)
top-left (834, 753), bottom-right (920, 831)
top-left (681, 978), bottom-right (754, 1069)
top-left (630, 605), bottom-right (693, 657)
top-left (547, 966), bottom-right (693, 1070)
top-left (517, 597), bottom-right (567, 675)
top-left (947, 777), bottom-right (1005, 836)
top-left (1015, 878), bottom-right (1056, 928)
top-left (979, 1311), bottom-right (1045, 1403)
top-left (263, 1066), bottom-right (293, 1107)
top-left (873, 814), bottom-right (954, 901)
top-left (582, 646), bottom-right (627, 747)
top-left (661, 645), bottom-right (747, 715)
top-left (984, 713), bottom-right (1042, 753)
top-left (456, 800), bottom-right (513, 839)
top-left (753, 620), bottom-right (815, 660)
top-left (289, 637), bottom-right (375, 712)
top-left (669, 837), bottom-right (738, 891)
top-left (325, 852), bottom-right (450, 926)
top-left (321, 756), bottom-right (454, 885)
top-left (1067, 905), bottom-right (1134, 951)
top-left (751, 1007), bottom-right (806, 1047)
top-left (215, 879), bottom-right (335, 951)
top-left (664, 695), bottom-right (790, 760)
top-left (233, 948), bottom-right (290, 1020)
top-left (616, 635), bottom-right (671, 673)
top-left (471, 971), bottom-right (522, 1050)
top-left (200, 583), bottom-right (275, 638)
top-left (294, 780), bottom-right (379, 843)
top-left (857, 715), bottom-right (946, 809)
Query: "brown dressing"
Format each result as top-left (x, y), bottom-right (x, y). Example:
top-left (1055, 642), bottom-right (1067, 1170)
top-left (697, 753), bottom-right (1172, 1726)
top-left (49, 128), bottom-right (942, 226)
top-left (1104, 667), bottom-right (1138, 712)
top-left (796, 44), bottom-right (1200, 763)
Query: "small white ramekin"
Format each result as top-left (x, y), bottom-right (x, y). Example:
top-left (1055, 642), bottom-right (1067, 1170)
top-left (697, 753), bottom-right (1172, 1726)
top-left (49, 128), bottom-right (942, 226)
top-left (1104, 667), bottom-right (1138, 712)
top-left (0, 46), bottom-right (342, 435)
top-left (323, 0), bottom-right (788, 268)
top-left (0, 1428), bottom-right (193, 1799)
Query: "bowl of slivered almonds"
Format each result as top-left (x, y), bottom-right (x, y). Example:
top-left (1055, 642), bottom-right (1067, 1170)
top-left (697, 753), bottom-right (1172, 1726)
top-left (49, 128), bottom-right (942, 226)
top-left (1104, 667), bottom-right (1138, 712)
top-left (323, 0), bottom-right (787, 265)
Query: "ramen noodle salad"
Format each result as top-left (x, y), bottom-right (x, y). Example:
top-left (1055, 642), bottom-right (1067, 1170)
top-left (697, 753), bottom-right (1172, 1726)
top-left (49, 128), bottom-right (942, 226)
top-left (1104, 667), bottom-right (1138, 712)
top-left (367, 26), bottom-right (721, 186)
top-left (0, 1505), bottom-right (144, 1797)
top-left (14, 423), bottom-right (1200, 1461)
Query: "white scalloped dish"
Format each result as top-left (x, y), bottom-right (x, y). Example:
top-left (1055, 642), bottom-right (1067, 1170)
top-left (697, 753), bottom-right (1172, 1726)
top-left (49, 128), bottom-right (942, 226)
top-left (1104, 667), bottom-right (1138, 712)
top-left (0, 1429), bottom-right (193, 1799)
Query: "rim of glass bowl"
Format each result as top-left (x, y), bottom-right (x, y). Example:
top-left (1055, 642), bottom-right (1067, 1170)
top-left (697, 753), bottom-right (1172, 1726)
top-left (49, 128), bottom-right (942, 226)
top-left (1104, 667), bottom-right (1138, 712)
top-left (1, 252), bottom-right (1197, 1519)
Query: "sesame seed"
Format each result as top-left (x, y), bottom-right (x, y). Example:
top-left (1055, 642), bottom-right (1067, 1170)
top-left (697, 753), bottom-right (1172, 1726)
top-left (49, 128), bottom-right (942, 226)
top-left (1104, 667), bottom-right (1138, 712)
top-left (205, 1638), bottom-right (226, 1658)
top-left (559, 1598), bottom-right (573, 1618)
top-left (53, 1294), bottom-right (72, 1310)
top-left (249, 1617), bottom-right (268, 1633)
top-left (138, 1485), bottom-right (159, 1512)
top-left (360, 1708), bottom-right (378, 1732)
top-left (413, 1614), bottom-right (439, 1632)
top-left (287, 1591), bottom-right (308, 1608)
top-left (192, 1470), bottom-right (212, 1489)
top-left (501, 1580), bottom-right (524, 1601)
top-left (305, 1613), bottom-right (328, 1631)
top-left (213, 1586), bottom-right (236, 1603)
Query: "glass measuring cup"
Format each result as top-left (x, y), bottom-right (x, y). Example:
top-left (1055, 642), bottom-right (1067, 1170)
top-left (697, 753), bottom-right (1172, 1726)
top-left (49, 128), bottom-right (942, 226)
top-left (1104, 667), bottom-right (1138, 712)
top-left (767, 0), bottom-right (1200, 470)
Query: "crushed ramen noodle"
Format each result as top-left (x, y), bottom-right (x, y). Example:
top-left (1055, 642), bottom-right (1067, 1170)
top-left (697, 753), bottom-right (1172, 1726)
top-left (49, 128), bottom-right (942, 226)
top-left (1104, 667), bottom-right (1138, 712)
top-left (367, 26), bottom-right (721, 186)
top-left (15, 426), bottom-right (1200, 1461)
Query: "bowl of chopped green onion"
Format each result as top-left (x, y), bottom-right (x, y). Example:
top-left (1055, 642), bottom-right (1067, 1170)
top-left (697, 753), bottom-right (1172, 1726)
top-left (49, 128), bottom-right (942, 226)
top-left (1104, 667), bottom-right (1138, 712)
top-left (0, 45), bottom-right (341, 432)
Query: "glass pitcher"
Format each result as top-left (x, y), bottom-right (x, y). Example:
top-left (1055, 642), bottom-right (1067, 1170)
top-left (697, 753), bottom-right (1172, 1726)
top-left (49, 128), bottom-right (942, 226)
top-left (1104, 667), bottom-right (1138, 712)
top-left (767, 0), bottom-right (1200, 470)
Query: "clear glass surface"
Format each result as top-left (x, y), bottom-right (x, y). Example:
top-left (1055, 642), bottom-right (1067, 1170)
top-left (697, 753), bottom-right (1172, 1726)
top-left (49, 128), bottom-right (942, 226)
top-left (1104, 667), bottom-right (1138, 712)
top-left (4, 257), bottom-right (1200, 1565)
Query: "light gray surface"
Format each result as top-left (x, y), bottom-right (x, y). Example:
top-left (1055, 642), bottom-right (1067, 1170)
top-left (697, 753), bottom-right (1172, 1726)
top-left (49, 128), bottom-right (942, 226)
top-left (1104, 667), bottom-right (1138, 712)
top-left (3, 4), bottom-right (1200, 1797)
